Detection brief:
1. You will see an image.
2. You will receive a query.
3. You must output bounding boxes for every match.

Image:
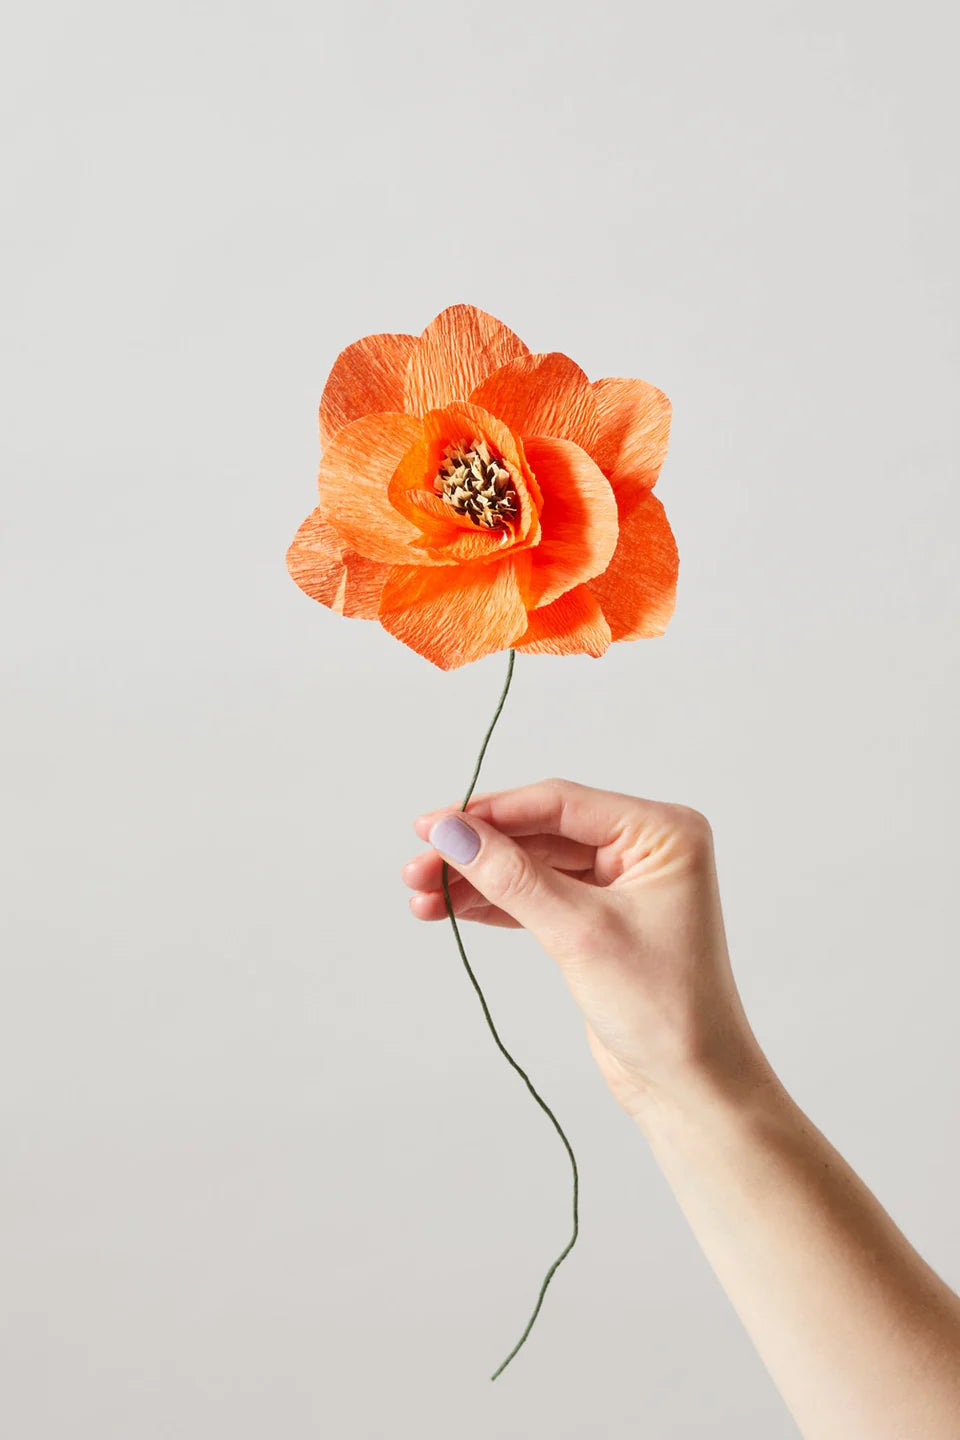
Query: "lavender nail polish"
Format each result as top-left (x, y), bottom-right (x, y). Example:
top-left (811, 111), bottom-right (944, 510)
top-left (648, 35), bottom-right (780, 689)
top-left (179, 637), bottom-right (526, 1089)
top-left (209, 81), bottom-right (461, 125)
top-left (429, 815), bottom-right (480, 864)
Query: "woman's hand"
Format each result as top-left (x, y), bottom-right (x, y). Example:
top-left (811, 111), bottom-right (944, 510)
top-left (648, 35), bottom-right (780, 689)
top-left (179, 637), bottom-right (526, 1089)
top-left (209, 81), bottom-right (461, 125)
top-left (406, 777), bottom-right (960, 1440)
top-left (403, 776), bottom-right (772, 1121)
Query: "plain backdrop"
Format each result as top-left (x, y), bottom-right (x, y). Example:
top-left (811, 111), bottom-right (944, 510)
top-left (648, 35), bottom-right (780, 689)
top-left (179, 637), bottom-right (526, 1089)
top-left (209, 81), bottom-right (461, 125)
top-left (2, 1), bottom-right (958, 1436)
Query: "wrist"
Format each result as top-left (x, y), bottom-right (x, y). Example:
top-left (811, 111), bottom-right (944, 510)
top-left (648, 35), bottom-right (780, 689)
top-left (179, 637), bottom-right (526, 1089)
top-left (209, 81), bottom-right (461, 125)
top-left (624, 1037), bottom-right (785, 1144)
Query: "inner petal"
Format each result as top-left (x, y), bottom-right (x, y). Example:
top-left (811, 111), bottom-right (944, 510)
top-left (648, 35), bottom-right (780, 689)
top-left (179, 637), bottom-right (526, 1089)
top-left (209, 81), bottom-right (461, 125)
top-left (387, 402), bottom-right (543, 559)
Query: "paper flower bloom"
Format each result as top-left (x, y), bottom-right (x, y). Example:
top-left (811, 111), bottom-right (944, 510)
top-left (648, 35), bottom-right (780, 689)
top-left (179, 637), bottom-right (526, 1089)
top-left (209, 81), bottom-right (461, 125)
top-left (287, 304), bottom-right (677, 670)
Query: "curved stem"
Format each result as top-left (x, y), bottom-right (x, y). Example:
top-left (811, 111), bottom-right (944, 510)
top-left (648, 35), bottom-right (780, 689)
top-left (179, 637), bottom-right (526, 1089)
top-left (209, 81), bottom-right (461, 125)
top-left (440, 648), bottom-right (580, 1381)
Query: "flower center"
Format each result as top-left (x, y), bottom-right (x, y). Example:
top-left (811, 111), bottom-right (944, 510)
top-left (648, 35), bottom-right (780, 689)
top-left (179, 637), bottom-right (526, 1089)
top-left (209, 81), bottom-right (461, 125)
top-left (433, 438), bottom-right (519, 530)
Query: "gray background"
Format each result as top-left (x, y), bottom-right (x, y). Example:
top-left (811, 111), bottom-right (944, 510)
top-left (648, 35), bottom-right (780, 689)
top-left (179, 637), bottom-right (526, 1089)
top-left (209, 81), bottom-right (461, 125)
top-left (2, 1), bottom-right (958, 1435)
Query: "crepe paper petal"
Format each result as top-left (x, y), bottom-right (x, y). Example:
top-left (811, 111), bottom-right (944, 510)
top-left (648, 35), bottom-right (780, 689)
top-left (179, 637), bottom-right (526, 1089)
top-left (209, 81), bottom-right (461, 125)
top-left (591, 377), bottom-right (672, 498)
top-left (517, 436), bottom-right (619, 610)
top-left (319, 332), bottom-right (417, 451)
top-left (377, 557), bottom-right (529, 671)
top-left (286, 507), bottom-right (387, 618)
top-left (401, 493), bottom-right (528, 565)
top-left (512, 584), bottom-right (612, 657)
top-left (389, 401), bottom-right (543, 558)
top-left (587, 489), bottom-right (678, 640)
top-left (470, 352), bottom-right (601, 455)
top-left (316, 411), bottom-right (431, 565)
top-left (404, 304), bottom-right (530, 417)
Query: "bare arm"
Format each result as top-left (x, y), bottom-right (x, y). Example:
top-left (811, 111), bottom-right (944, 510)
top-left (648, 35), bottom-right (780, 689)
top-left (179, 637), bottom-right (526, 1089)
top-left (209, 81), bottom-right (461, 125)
top-left (637, 1066), bottom-right (960, 1439)
top-left (405, 777), bottom-right (960, 1437)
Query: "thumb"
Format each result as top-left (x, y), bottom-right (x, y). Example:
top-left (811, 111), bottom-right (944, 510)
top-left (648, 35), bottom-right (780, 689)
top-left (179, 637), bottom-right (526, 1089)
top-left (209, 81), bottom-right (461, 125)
top-left (427, 811), bottom-right (585, 948)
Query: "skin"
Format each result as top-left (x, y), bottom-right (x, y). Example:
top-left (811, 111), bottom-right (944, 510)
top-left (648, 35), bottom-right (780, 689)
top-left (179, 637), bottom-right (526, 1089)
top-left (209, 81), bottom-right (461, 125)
top-left (403, 777), bottom-right (960, 1437)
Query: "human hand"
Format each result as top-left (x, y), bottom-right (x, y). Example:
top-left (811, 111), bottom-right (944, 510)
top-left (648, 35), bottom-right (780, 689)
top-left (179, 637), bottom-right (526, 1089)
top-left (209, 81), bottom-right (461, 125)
top-left (407, 781), bottom-right (960, 1438)
top-left (404, 778), bottom-right (772, 1122)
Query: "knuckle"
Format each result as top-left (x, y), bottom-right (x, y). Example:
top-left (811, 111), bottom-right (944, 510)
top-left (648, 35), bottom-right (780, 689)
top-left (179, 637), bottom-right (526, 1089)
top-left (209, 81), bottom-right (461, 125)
top-left (671, 804), bottom-right (714, 856)
top-left (537, 775), bottom-right (578, 827)
top-left (541, 775), bottom-right (587, 799)
top-left (493, 848), bottom-right (539, 907)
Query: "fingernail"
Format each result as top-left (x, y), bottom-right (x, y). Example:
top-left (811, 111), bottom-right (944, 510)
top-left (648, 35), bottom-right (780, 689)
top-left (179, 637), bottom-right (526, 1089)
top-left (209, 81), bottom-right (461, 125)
top-left (428, 815), bottom-right (480, 864)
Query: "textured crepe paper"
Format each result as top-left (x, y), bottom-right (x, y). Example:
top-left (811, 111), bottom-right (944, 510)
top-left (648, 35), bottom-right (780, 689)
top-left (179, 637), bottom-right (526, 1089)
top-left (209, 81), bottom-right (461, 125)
top-left (287, 304), bottom-right (678, 670)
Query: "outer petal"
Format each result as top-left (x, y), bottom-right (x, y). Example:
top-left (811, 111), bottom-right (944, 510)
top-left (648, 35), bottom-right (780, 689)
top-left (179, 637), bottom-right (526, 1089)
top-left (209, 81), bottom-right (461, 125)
top-left (286, 507), bottom-right (387, 618)
top-left (591, 378), bottom-right (672, 499)
top-left (513, 585), bottom-right (611, 658)
top-left (586, 489), bottom-right (678, 641)
top-left (518, 437), bottom-right (619, 609)
top-left (377, 557), bottom-right (528, 670)
top-left (404, 305), bottom-right (529, 416)
top-left (319, 332), bottom-right (417, 450)
top-left (317, 411), bottom-right (430, 564)
top-left (470, 352), bottom-right (600, 454)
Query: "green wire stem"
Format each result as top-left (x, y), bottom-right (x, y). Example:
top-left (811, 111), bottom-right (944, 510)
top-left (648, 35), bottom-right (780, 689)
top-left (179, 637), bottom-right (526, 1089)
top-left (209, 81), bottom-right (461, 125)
top-left (440, 647), bottom-right (580, 1381)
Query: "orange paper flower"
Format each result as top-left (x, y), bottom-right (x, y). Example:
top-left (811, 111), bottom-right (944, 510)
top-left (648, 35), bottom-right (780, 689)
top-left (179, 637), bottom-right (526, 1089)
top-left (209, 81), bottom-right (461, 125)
top-left (287, 304), bottom-right (678, 670)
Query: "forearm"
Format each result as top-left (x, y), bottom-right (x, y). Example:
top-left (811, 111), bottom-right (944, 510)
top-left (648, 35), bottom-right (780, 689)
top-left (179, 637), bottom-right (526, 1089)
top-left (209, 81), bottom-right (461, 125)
top-left (635, 1065), bottom-right (960, 1440)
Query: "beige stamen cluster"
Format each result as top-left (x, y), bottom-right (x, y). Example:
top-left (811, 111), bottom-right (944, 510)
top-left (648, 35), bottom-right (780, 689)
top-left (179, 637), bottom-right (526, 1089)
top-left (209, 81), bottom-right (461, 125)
top-left (433, 439), bottom-right (519, 530)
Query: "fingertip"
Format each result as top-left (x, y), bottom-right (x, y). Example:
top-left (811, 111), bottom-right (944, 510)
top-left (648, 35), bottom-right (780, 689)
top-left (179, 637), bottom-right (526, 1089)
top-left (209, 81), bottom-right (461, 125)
top-left (414, 801), bottom-right (462, 837)
top-left (409, 891), bottom-right (441, 921)
top-left (414, 810), bottom-right (441, 841)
